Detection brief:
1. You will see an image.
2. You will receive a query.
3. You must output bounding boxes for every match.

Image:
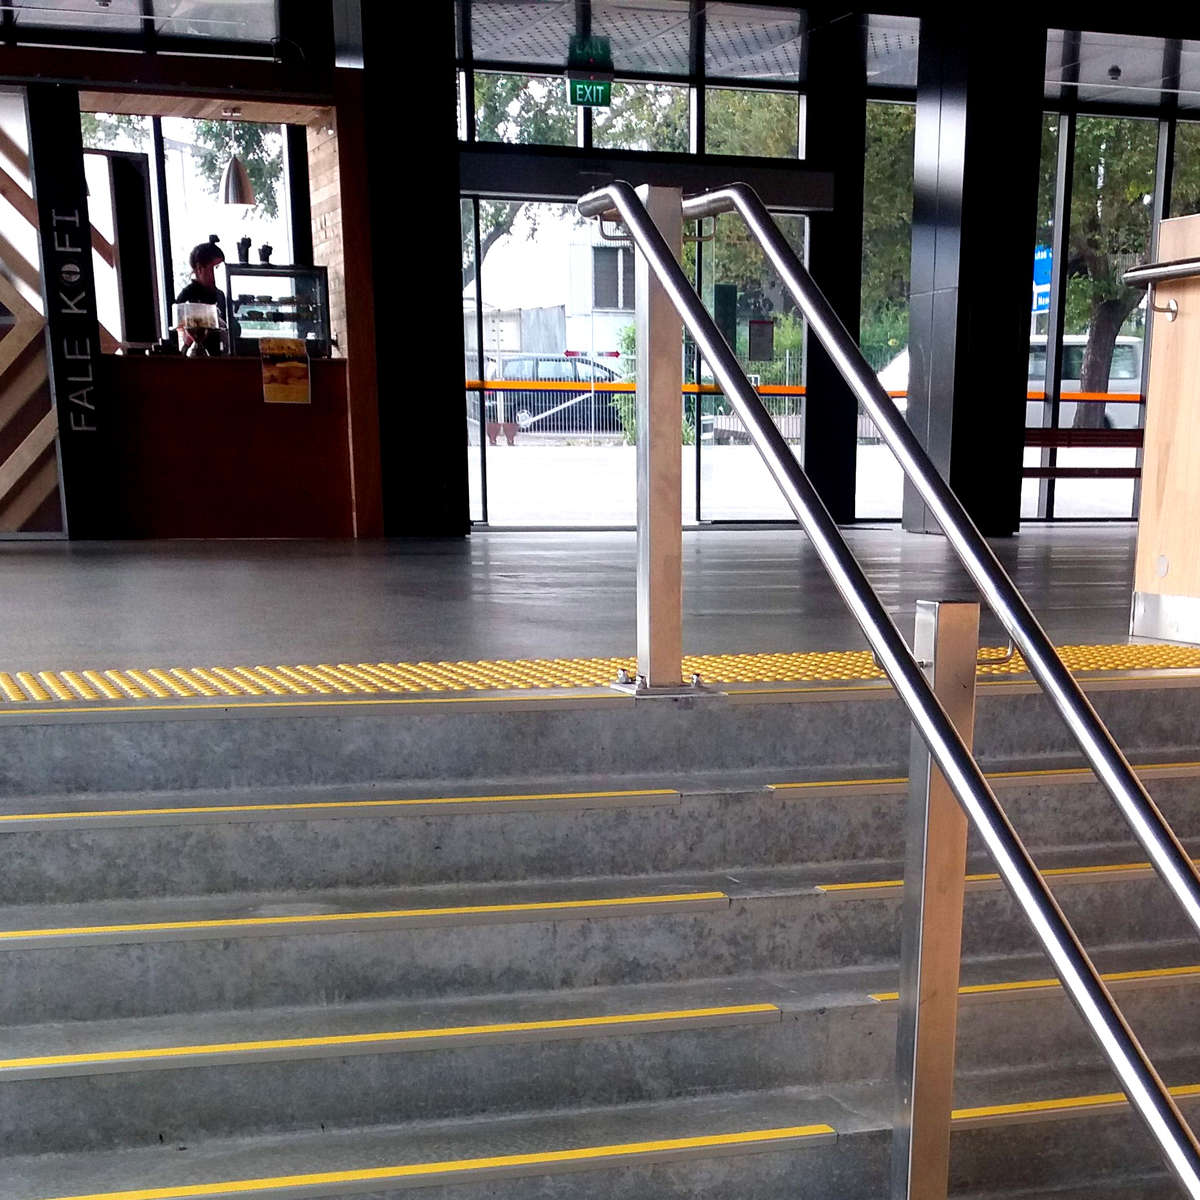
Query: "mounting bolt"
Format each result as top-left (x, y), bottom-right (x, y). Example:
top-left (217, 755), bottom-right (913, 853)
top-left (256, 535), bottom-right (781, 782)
top-left (637, 674), bottom-right (648, 690)
top-left (616, 668), bottom-right (632, 685)
top-left (690, 672), bottom-right (702, 687)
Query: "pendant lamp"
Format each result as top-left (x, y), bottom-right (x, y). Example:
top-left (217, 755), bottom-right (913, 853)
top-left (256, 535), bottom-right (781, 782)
top-left (219, 156), bottom-right (255, 206)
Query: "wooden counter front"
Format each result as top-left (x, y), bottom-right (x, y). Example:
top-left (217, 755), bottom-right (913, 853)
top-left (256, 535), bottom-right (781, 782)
top-left (97, 355), bottom-right (354, 538)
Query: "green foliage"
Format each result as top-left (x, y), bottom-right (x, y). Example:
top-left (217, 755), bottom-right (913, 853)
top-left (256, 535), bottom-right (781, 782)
top-left (594, 82), bottom-right (688, 152)
top-left (861, 102), bottom-right (915, 351)
top-left (611, 323), bottom-right (696, 445)
top-left (80, 112), bottom-right (148, 151)
top-left (705, 89), bottom-right (799, 157)
top-left (191, 121), bottom-right (284, 220)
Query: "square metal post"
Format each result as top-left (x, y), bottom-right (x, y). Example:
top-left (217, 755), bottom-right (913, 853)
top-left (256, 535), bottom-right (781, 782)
top-left (634, 185), bottom-right (683, 689)
top-left (891, 599), bottom-right (980, 1200)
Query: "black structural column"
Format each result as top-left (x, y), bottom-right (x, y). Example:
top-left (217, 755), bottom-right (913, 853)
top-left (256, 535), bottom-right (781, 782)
top-left (901, 16), bottom-right (1044, 536)
top-left (26, 84), bottom-right (107, 538)
top-left (803, 8), bottom-right (866, 525)
top-left (358, 2), bottom-right (469, 537)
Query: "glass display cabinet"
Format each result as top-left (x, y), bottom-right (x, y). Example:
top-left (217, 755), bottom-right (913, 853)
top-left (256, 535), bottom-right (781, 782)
top-left (225, 264), bottom-right (332, 356)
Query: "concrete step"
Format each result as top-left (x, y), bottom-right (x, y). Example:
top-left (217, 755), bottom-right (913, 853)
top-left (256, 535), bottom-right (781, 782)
top-left (7, 1063), bottom-right (1199, 1200)
top-left (0, 860), bottom-right (1194, 1023)
top-left (3, 948), bottom-right (1200, 1156)
top-left (1, 674), bottom-right (1197, 798)
top-left (4, 762), bottom-right (1200, 904)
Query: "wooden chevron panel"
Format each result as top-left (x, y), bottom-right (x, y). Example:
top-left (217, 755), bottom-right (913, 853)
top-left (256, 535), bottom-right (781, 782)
top-left (0, 267), bottom-right (59, 534)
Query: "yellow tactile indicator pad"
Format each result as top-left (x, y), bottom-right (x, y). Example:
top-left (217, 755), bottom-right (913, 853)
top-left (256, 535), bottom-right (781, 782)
top-left (2, 642), bottom-right (1200, 705)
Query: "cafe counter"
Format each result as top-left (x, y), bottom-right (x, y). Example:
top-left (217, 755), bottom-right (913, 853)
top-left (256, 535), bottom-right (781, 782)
top-left (96, 354), bottom-right (354, 538)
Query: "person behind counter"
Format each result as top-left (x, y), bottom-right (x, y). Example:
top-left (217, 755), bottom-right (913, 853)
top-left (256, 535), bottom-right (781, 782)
top-left (176, 240), bottom-right (232, 354)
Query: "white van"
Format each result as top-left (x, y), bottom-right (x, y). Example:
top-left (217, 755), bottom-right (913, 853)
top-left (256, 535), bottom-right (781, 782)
top-left (875, 335), bottom-right (1144, 429)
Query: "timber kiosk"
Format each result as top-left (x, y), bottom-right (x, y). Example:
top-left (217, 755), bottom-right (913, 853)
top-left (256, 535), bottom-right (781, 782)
top-left (1125, 214), bottom-right (1200, 643)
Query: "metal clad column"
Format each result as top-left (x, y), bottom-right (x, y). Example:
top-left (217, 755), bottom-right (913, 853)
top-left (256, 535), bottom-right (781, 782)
top-left (892, 599), bottom-right (979, 1200)
top-left (635, 185), bottom-right (683, 688)
top-left (902, 16), bottom-right (1044, 536)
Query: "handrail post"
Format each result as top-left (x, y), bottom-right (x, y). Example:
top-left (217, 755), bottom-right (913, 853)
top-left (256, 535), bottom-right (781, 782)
top-left (634, 184), bottom-right (684, 689)
top-left (891, 600), bottom-right (979, 1200)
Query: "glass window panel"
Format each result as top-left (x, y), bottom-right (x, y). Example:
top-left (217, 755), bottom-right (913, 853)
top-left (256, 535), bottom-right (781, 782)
top-left (470, 0), bottom-right (575, 66)
top-left (858, 100), bottom-right (914, 519)
top-left (866, 14), bottom-right (918, 88)
top-left (1179, 43), bottom-right (1200, 111)
top-left (161, 118), bottom-right (290, 302)
top-left (699, 213), bottom-right (806, 520)
top-left (592, 0), bottom-right (691, 76)
top-left (593, 247), bottom-right (620, 309)
top-left (12, 0), bottom-right (141, 29)
top-left (592, 81), bottom-right (689, 153)
top-left (1023, 114), bottom-right (1058, 520)
top-left (705, 3), bottom-right (803, 83)
top-left (474, 72), bottom-right (576, 146)
top-left (1073, 30), bottom-right (1170, 108)
top-left (154, 0), bottom-right (275, 40)
top-left (705, 87), bottom-right (799, 158)
top-left (1171, 122), bottom-right (1200, 215)
top-left (476, 200), bottom-right (653, 526)
top-left (465, 200), bottom-right (484, 523)
top-left (1051, 114), bottom-right (1155, 520)
top-left (620, 248), bottom-right (634, 309)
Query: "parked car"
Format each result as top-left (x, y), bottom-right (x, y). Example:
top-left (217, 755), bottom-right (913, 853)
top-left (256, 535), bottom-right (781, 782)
top-left (483, 354), bottom-right (624, 441)
top-left (873, 335), bottom-right (1144, 429)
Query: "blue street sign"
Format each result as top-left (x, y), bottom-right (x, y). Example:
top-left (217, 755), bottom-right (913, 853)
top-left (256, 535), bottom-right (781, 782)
top-left (1032, 245), bottom-right (1052, 314)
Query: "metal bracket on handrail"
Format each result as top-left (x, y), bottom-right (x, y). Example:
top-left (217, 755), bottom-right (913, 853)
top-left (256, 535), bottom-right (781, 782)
top-left (977, 638), bottom-right (1016, 667)
top-left (1123, 258), bottom-right (1200, 322)
top-left (599, 214), bottom-right (716, 245)
top-left (579, 178), bottom-right (1200, 1197)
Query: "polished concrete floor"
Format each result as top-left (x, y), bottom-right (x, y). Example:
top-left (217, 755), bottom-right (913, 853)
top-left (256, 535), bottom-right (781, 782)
top-left (0, 525), bottom-right (1138, 673)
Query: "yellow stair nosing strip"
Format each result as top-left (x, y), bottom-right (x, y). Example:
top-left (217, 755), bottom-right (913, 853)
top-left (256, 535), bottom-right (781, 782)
top-left (40, 1125), bottom-right (835, 1200)
top-left (818, 856), bottom-right (1197, 895)
top-left (0, 788), bottom-right (680, 826)
top-left (0, 1004), bottom-right (782, 1075)
top-left (951, 1082), bottom-right (1200, 1128)
top-left (869, 963), bottom-right (1200, 1003)
top-left (0, 892), bottom-right (730, 945)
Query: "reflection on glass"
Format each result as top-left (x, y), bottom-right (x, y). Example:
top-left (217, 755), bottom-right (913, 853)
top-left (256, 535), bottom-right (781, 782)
top-left (866, 14), bottom-right (919, 88)
top-left (705, 3), bottom-right (803, 83)
top-left (592, 0), bottom-right (691, 76)
top-left (473, 72), bottom-right (577, 146)
top-left (705, 88), bottom-right (799, 158)
top-left (592, 82), bottom-right (688, 152)
top-left (468, 0), bottom-right (575, 67)
top-left (858, 100), bottom-right (914, 519)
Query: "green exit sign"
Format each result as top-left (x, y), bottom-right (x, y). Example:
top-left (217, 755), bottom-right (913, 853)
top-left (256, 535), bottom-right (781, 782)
top-left (569, 77), bottom-right (611, 107)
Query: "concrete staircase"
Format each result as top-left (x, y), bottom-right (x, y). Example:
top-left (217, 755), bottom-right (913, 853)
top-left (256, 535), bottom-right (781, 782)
top-left (2, 674), bottom-right (1199, 1198)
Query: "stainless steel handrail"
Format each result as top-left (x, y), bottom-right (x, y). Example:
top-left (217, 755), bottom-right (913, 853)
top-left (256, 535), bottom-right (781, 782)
top-left (578, 180), bottom-right (1200, 1195)
top-left (682, 183), bottom-right (1200, 944)
top-left (1124, 257), bottom-right (1200, 286)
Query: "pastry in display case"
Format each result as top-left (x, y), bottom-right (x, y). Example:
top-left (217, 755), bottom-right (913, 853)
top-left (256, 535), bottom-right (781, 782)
top-left (224, 264), bottom-right (332, 356)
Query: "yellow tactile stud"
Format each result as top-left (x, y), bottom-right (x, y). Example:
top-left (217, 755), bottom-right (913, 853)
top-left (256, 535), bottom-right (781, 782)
top-left (125, 669), bottom-right (171, 699)
top-left (102, 670), bottom-right (147, 700)
top-left (59, 671), bottom-right (100, 701)
top-left (0, 672), bottom-right (25, 703)
top-left (16, 672), bottom-right (51, 702)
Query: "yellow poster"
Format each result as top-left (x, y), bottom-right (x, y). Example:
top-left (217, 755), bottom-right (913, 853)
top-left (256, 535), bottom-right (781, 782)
top-left (260, 337), bottom-right (311, 405)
